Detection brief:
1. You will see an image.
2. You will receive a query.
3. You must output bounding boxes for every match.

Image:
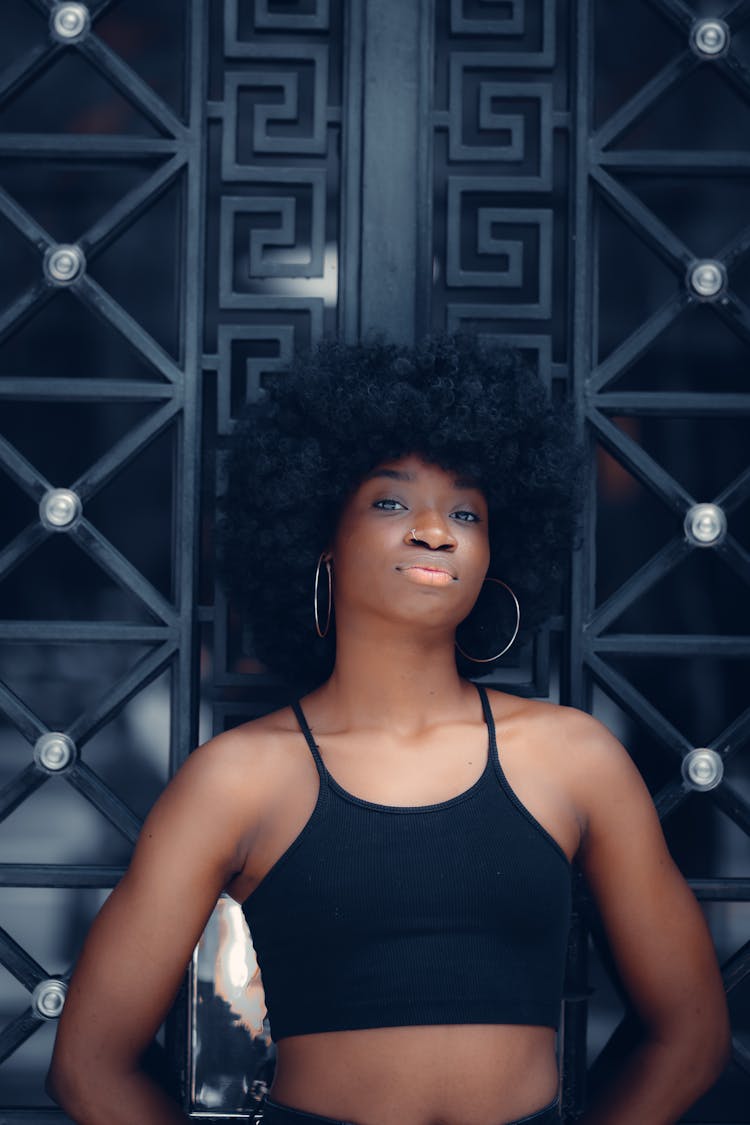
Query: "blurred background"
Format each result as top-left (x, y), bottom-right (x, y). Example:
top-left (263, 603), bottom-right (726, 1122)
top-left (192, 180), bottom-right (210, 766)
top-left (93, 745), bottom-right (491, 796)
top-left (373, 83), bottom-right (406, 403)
top-left (0, 0), bottom-right (748, 1120)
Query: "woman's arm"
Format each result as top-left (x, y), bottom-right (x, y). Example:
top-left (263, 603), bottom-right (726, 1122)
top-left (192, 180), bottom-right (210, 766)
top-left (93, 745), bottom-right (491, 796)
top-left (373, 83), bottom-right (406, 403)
top-left (567, 714), bottom-right (730, 1125)
top-left (46, 730), bottom-right (260, 1125)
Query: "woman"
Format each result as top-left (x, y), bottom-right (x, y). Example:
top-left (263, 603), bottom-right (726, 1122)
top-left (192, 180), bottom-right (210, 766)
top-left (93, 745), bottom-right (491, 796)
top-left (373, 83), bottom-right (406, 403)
top-left (48, 337), bottom-right (729, 1124)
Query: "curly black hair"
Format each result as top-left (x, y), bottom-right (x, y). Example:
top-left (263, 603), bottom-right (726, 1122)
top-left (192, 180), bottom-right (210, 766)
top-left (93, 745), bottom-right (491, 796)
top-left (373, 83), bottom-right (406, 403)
top-left (218, 335), bottom-right (582, 688)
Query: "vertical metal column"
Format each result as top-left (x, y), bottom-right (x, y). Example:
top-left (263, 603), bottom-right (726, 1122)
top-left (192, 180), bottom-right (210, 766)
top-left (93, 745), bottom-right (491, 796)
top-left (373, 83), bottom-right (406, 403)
top-left (357, 0), bottom-right (433, 343)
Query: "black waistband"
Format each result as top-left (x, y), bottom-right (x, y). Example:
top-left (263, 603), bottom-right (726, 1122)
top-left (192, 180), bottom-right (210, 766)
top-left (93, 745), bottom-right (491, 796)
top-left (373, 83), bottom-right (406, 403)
top-left (256, 1094), bottom-right (560, 1125)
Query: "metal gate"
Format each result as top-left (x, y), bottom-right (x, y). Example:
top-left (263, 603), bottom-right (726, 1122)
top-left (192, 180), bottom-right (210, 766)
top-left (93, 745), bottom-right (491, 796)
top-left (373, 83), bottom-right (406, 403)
top-left (0, 1), bottom-right (748, 1121)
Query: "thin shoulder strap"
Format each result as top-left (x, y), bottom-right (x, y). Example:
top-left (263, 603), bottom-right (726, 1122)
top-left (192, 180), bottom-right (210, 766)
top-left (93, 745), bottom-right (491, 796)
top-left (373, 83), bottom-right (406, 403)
top-left (475, 683), bottom-right (499, 762)
top-left (290, 699), bottom-right (327, 779)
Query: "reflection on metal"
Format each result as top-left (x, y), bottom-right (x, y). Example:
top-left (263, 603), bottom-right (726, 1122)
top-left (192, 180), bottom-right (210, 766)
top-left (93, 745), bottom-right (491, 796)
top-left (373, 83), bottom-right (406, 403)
top-left (50, 3), bottom-right (91, 42)
top-left (687, 260), bottom-right (726, 299)
top-left (38, 487), bottom-right (82, 530)
top-left (43, 244), bottom-right (86, 285)
top-left (31, 978), bottom-right (68, 1020)
top-left (690, 19), bottom-right (729, 58)
top-left (683, 503), bottom-right (727, 547)
top-left (33, 732), bottom-right (76, 773)
top-left (681, 748), bottom-right (724, 792)
top-left (191, 896), bottom-right (275, 1114)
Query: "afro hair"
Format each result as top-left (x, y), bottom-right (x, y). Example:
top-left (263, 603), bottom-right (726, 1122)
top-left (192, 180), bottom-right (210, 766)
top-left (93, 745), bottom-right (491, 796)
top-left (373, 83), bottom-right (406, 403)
top-left (218, 335), bottom-right (583, 688)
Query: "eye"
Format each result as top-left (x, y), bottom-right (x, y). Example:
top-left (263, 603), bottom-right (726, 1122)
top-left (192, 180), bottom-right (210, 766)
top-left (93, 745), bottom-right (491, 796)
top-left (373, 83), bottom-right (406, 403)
top-left (452, 510), bottom-right (481, 523)
top-left (373, 498), bottom-right (406, 511)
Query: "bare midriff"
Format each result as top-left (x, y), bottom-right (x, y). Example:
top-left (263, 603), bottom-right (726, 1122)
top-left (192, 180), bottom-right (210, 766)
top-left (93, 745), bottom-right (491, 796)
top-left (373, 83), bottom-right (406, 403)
top-left (271, 1023), bottom-right (559, 1125)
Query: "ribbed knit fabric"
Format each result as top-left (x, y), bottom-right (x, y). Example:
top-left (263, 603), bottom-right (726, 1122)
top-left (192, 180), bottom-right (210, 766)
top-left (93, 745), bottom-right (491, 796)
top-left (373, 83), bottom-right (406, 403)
top-left (242, 685), bottom-right (572, 1042)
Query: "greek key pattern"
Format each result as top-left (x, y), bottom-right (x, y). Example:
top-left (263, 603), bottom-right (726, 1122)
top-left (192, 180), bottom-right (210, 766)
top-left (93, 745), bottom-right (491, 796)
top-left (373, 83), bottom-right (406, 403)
top-left (432, 0), bottom-right (562, 364)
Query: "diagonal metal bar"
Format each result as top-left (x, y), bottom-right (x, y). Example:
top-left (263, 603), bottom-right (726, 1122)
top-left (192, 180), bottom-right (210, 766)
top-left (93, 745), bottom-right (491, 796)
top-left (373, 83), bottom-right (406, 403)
top-left (725, 0), bottom-right (750, 26)
top-left (80, 153), bottom-right (187, 257)
top-left (718, 44), bottom-right (750, 102)
top-left (588, 292), bottom-right (688, 393)
top-left (716, 217), bottom-right (750, 272)
top-left (723, 939), bottom-right (750, 993)
top-left (592, 51), bottom-right (698, 151)
top-left (79, 35), bottom-right (188, 139)
top-left (72, 398), bottom-right (181, 502)
top-left (0, 764), bottom-right (48, 824)
top-left (713, 464), bottom-right (750, 513)
top-left (0, 184), bottom-right (54, 249)
top-left (587, 409), bottom-right (694, 513)
top-left (585, 651), bottom-right (691, 758)
top-left (0, 681), bottom-right (47, 743)
top-left (711, 701), bottom-right (750, 758)
top-left (645, 0), bottom-right (695, 31)
top-left (0, 864), bottom-right (125, 888)
top-left (0, 433), bottom-right (52, 499)
top-left (0, 40), bottom-right (61, 104)
top-left (587, 539), bottom-right (690, 637)
top-left (712, 782), bottom-right (750, 838)
top-left (75, 275), bottom-right (181, 382)
top-left (66, 762), bottom-right (142, 844)
top-left (69, 640), bottom-right (177, 746)
top-left (72, 519), bottom-right (177, 624)
top-left (590, 166), bottom-right (694, 272)
top-left (0, 280), bottom-right (57, 347)
top-left (716, 536), bottom-right (750, 587)
top-left (0, 925), bottom-right (47, 990)
top-left (653, 775), bottom-right (689, 821)
top-left (21, 0), bottom-right (51, 14)
top-left (0, 522), bottom-right (49, 583)
top-left (732, 1035), bottom-right (750, 1078)
top-left (0, 1008), bottom-right (42, 1067)
top-left (713, 292), bottom-right (750, 349)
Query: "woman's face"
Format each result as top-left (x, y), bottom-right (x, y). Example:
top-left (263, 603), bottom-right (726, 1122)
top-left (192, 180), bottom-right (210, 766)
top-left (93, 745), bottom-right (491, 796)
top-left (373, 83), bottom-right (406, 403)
top-left (329, 454), bottom-right (490, 632)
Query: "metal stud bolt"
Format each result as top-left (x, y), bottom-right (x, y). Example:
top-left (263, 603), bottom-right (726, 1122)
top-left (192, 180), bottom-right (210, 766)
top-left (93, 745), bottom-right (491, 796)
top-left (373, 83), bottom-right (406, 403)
top-left (691, 19), bottom-right (729, 57)
top-left (688, 260), bottom-right (726, 299)
top-left (43, 244), bottom-right (85, 285)
top-left (684, 503), bottom-right (727, 547)
top-left (34, 732), bottom-right (76, 773)
top-left (31, 979), bottom-right (68, 1020)
top-left (39, 488), bottom-right (82, 531)
top-left (50, 3), bottom-right (90, 41)
top-left (682, 748), bottom-right (723, 792)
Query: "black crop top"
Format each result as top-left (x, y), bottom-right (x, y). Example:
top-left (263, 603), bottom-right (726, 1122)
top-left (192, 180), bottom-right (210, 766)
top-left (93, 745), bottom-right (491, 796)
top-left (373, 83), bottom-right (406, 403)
top-left (242, 686), bottom-right (572, 1042)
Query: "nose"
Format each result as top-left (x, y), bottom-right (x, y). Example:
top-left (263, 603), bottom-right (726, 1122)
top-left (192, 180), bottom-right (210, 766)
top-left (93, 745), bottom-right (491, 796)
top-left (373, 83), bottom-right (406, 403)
top-left (405, 512), bottom-right (457, 551)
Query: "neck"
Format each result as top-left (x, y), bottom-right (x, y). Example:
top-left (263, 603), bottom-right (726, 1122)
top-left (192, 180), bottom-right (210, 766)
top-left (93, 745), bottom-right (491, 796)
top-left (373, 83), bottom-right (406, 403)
top-left (318, 616), bottom-right (474, 732)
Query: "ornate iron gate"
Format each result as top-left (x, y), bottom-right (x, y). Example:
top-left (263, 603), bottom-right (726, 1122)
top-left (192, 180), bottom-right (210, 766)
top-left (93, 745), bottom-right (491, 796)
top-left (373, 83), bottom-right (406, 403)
top-left (0, 1), bottom-right (748, 1121)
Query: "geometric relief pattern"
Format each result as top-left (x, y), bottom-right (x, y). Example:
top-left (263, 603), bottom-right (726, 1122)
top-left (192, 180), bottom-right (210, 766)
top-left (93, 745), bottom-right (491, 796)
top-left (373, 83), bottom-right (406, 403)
top-left (0, 0), bottom-right (204, 1111)
top-left (204, 0), bottom-right (342, 724)
top-left (569, 1), bottom-right (750, 1118)
top-left (432, 0), bottom-right (566, 701)
top-left (194, 2), bottom-right (344, 1114)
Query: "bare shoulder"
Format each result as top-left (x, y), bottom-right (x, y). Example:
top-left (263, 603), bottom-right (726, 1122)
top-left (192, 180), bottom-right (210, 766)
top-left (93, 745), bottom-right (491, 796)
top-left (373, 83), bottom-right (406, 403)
top-left (483, 689), bottom-right (645, 831)
top-left (484, 687), bottom-right (625, 764)
top-left (175, 704), bottom-right (305, 813)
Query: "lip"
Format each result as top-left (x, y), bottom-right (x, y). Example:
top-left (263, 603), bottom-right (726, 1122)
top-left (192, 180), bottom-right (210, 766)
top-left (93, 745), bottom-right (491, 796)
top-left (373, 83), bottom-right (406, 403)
top-left (395, 556), bottom-right (458, 585)
top-left (399, 567), bottom-right (456, 587)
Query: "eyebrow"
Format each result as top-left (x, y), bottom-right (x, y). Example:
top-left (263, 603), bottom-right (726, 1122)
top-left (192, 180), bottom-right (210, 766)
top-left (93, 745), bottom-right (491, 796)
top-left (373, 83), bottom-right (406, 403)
top-left (365, 468), bottom-right (481, 490)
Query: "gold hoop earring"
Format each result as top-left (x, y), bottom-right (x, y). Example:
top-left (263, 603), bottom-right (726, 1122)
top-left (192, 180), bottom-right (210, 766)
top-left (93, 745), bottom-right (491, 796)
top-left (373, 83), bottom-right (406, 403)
top-left (314, 553), bottom-right (332, 638)
top-left (455, 578), bottom-right (520, 663)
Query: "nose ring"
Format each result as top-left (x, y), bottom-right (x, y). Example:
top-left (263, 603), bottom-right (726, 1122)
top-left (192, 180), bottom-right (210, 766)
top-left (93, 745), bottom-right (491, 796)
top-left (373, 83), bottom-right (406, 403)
top-left (410, 528), bottom-right (418, 541)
